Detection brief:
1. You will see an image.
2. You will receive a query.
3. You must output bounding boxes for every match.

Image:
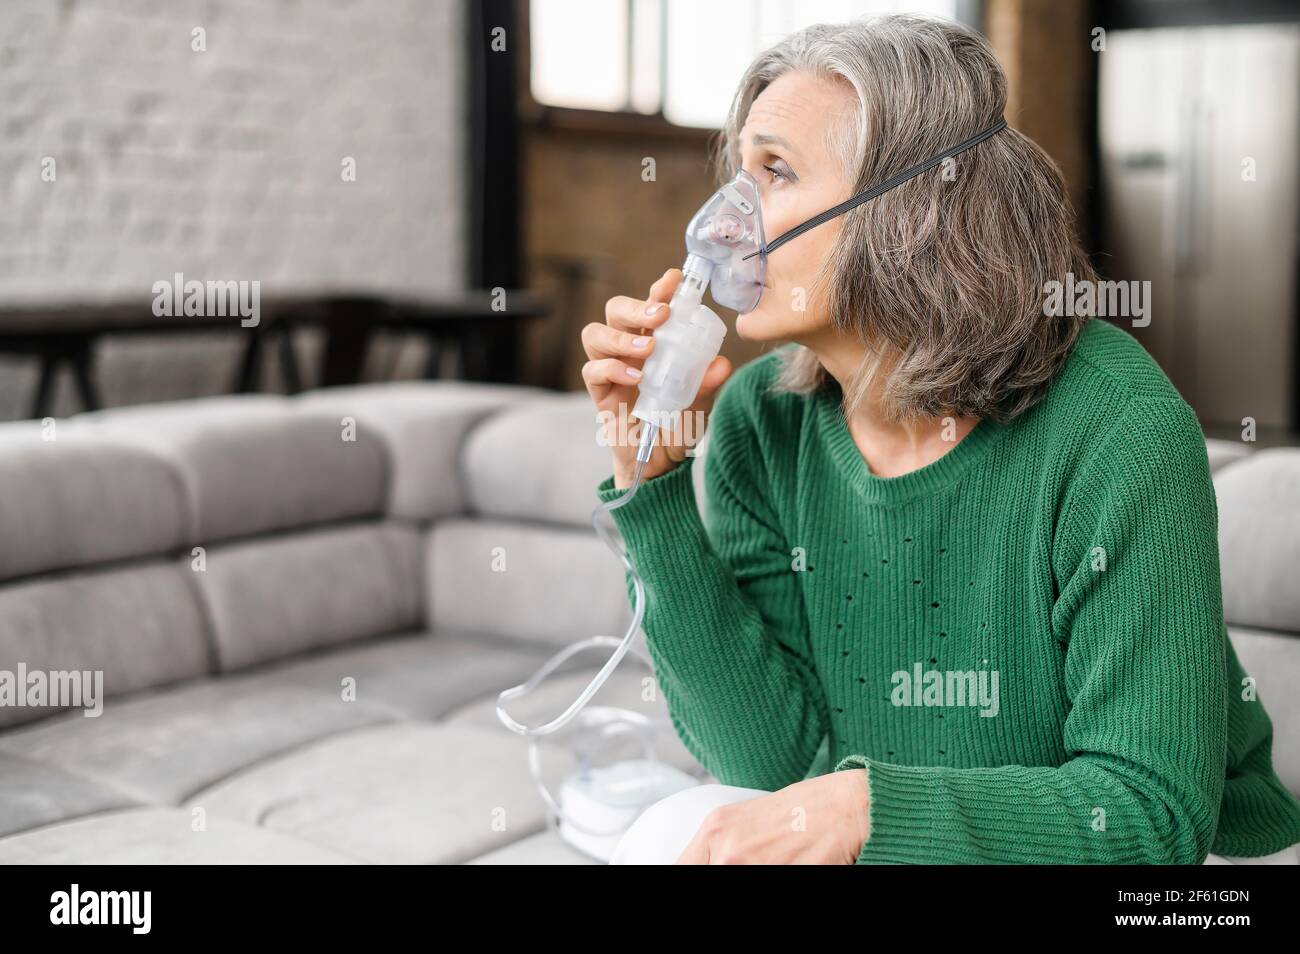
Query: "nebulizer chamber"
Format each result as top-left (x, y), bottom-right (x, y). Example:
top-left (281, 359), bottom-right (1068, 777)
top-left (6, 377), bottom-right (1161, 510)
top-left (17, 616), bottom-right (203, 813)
top-left (632, 169), bottom-right (765, 432)
top-left (494, 169), bottom-right (766, 861)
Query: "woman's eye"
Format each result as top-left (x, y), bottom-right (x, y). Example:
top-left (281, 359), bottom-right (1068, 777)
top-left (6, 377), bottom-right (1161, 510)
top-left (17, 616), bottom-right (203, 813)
top-left (762, 163), bottom-right (786, 183)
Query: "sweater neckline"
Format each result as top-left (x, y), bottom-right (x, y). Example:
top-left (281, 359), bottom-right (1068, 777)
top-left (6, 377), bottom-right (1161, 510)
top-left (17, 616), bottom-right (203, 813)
top-left (813, 384), bottom-right (1008, 505)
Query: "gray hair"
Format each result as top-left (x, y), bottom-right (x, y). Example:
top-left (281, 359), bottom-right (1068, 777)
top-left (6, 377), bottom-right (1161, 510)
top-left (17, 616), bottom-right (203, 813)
top-left (711, 14), bottom-right (1095, 424)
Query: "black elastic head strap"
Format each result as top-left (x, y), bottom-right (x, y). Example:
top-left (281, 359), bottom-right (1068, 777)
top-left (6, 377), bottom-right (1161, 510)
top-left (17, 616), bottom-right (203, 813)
top-left (742, 117), bottom-right (1008, 261)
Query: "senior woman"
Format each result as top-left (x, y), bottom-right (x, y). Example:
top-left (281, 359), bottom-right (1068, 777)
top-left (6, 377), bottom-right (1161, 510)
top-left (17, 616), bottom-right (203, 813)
top-left (581, 15), bottom-right (1300, 865)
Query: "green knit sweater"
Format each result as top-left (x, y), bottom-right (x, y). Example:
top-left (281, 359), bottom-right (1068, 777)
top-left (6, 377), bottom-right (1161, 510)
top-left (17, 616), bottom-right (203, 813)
top-left (596, 317), bottom-right (1300, 864)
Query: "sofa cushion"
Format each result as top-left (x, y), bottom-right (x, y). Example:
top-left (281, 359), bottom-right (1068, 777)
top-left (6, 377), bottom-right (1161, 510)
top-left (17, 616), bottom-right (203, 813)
top-left (250, 630), bottom-right (571, 722)
top-left (463, 390), bottom-right (716, 528)
top-left (189, 521), bottom-right (424, 671)
top-left (0, 428), bottom-right (187, 582)
top-left (184, 722), bottom-right (547, 863)
top-left (0, 671), bottom-right (396, 804)
top-left (296, 382), bottom-right (530, 520)
top-left (75, 399), bottom-right (388, 544)
top-left (1215, 449), bottom-right (1300, 633)
top-left (1230, 624), bottom-right (1300, 795)
top-left (462, 392), bottom-right (613, 527)
top-left (427, 518), bottom-right (632, 649)
top-left (0, 560), bottom-right (210, 729)
top-left (0, 753), bottom-right (141, 839)
top-left (73, 393), bottom-right (288, 426)
top-left (0, 808), bottom-right (357, 864)
top-left (0, 628), bottom-right (566, 806)
top-left (1205, 437), bottom-right (1251, 473)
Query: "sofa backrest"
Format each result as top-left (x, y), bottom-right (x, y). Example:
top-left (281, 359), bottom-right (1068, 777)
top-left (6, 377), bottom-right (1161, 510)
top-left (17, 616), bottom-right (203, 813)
top-left (428, 393), bottom-right (624, 649)
top-left (425, 392), bottom-right (713, 650)
top-left (1214, 448), bottom-right (1300, 793)
top-left (0, 385), bottom-right (523, 728)
top-left (0, 417), bottom-right (214, 729)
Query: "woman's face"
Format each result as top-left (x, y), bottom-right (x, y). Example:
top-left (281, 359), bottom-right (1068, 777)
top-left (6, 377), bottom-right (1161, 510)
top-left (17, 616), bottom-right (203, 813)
top-left (734, 71), bottom-right (856, 344)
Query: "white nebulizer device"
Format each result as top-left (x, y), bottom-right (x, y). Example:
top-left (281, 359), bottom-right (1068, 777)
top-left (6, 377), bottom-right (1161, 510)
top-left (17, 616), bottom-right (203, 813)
top-left (493, 118), bottom-right (1008, 860)
top-left (628, 169), bottom-right (766, 435)
top-left (493, 169), bottom-right (767, 861)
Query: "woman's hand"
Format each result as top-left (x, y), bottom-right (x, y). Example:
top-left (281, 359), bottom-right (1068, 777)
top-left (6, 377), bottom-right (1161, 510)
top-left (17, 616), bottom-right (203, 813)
top-left (583, 267), bottom-right (732, 489)
top-left (675, 770), bottom-right (871, 864)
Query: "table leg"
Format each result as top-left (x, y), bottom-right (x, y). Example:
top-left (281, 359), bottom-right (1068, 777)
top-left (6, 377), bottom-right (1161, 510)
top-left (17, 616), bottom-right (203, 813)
top-left (30, 354), bottom-right (57, 420)
top-left (235, 332), bottom-right (261, 392)
top-left (69, 342), bottom-right (100, 412)
top-left (320, 300), bottom-right (377, 387)
top-left (277, 326), bottom-right (302, 394)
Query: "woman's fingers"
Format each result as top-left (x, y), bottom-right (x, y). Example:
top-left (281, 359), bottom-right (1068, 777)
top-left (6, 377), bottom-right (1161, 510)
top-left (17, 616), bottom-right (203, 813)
top-left (648, 267), bottom-right (683, 305)
top-left (604, 294), bottom-right (672, 334)
top-left (581, 356), bottom-right (643, 400)
top-left (581, 321), bottom-right (656, 361)
top-left (602, 267), bottom-right (682, 333)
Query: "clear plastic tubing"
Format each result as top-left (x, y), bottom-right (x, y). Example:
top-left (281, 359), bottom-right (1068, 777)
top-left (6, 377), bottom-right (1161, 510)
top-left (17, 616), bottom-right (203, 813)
top-left (495, 257), bottom-right (727, 737)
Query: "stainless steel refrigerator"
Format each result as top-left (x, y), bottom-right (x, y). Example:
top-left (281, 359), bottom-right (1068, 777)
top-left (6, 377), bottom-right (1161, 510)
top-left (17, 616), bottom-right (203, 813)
top-left (1098, 23), bottom-right (1300, 433)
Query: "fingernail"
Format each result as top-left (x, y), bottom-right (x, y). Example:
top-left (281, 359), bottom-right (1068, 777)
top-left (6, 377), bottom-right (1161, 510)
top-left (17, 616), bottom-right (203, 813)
top-left (631, 336), bottom-right (650, 348)
top-left (626, 367), bottom-right (642, 379)
top-left (645, 303), bottom-right (663, 317)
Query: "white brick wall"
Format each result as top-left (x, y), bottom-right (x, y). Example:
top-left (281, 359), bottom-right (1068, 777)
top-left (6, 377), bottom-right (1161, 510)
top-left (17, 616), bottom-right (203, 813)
top-left (0, 0), bottom-right (467, 417)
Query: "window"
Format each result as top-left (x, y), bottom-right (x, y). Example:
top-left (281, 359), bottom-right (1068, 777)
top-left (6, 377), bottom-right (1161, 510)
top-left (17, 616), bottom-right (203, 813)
top-left (529, 0), bottom-right (973, 129)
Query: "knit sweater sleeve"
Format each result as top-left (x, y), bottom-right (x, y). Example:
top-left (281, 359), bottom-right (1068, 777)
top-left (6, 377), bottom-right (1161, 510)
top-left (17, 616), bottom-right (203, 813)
top-left (835, 396), bottom-right (1229, 864)
top-left (594, 377), bottom-right (830, 791)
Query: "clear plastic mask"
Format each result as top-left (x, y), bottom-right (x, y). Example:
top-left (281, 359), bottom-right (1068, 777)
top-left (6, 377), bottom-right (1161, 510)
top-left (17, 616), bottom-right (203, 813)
top-left (683, 168), bottom-right (767, 314)
top-left (680, 118), bottom-right (1008, 316)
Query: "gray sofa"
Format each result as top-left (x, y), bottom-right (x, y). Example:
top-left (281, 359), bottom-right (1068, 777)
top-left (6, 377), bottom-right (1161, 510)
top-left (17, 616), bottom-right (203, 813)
top-left (0, 380), bottom-right (1295, 864)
